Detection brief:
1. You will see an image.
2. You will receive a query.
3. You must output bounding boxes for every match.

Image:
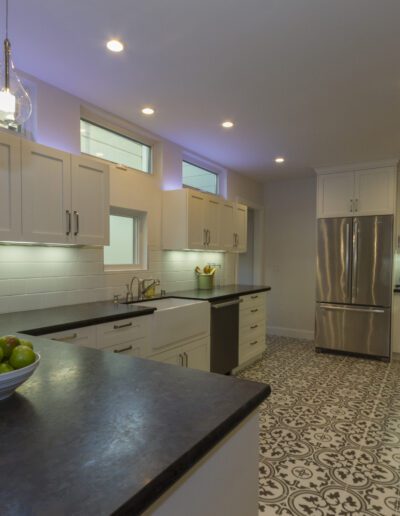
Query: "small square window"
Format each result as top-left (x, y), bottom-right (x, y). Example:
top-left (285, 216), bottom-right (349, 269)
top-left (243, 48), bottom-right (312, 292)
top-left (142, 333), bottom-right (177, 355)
top-left (182, 161), bottom-right (218, 194)
top-left (104, 208), bottom-right (147, 270)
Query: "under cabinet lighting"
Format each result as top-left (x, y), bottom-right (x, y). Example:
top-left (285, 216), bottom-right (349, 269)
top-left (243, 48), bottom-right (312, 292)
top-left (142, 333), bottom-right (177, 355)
top-left (221, 121), bottom-right (234, 128)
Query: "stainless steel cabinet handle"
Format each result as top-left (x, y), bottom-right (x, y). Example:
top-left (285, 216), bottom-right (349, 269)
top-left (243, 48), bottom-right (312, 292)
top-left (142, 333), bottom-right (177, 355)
top-left (320, 304), bottom-right (385, 314)
top-left (250, 340), bottom-right (259, 346)
top-left (183, 351), bottom-right (188, 367)
top-left (113, 322), bottom-right (133, 330)
top-left (52, 333), bottom-right (78, 341)
top-left (251, 308), bottom-right (259, 313)
top-left (212, 299), bottom-right (240, 309)
top-left (66, 210), bottom-right (71, 235)
top-left (113, 345), bottom-right (133, 353)
top-left (251, 295), bottom-right (258, 299)
top-left (350, 199), bottom-right (353, 212)
top-left (178, 353), bottom-right (184, 366)
top-left (250, 324), bottom-right (259, 329)
top-left (203, 229), bottom-right (207, 247)
top-left (354, 198), bottom-right (359, 212)
top-left (74, 211), bottom-right (80, 236)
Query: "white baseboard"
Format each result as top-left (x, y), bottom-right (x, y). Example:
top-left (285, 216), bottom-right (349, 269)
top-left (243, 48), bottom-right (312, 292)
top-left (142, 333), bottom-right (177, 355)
top-left (268, 326), bottom-right (314, 340)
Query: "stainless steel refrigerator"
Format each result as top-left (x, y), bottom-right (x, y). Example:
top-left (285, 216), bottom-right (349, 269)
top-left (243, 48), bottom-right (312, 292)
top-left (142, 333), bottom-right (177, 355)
top-left (315, 215), bottom-right (393, 359)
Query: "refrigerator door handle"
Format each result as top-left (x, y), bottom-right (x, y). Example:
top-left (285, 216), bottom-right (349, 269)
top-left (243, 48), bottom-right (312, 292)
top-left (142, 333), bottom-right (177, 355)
top-left (352, 219), bottom-right (359, 303)
top-left (320, 304), bottom-right (385, 314)
top-left (345, 223), bottom-right (352, 301)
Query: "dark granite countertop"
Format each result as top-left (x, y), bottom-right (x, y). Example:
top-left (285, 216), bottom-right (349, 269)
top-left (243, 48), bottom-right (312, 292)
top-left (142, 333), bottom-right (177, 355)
top-left (0, 301), bottom-right (155, 336)
top-left (0, 337), bottom-right (270, 515)
top-left (168, 284), bottom-right (271, 301)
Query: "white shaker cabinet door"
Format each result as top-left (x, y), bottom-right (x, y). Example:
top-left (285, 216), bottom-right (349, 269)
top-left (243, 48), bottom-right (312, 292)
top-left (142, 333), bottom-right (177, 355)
top-left (235, 203), bottom-right (248, 253)
top-left (354, 167), bottom-right (396, 216)
top-left (71, 155), bottom-right (109, 246)
top-left (187, 191), bottom-right (206, 249)
top-left (205, 196), bottom-right (221, 250)
top-left (0, 131), bottom-right (21, 241)
top-left (21, 141), bottom-right (71, 244)
top-left (185, 337), bottom-right (210, 371)
top-left (220, 202), bottom-right (235, 251)
top-left (317, 172), bottom-right (354, 218)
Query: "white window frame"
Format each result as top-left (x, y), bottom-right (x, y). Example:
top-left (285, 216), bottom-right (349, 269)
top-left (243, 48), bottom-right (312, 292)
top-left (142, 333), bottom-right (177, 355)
top-left (181, 151), bottom-right (224, 196)
top-left (80, 108), bottom-right (155, 176)
top-left (104, 207), bottom-right (148, 272)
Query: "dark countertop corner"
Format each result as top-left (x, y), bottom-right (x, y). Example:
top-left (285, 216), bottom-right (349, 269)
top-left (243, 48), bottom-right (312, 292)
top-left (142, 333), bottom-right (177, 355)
top-left (168, 284), bottom-right (271, 301)
top-left (394, 285), bottom-right (400, 293)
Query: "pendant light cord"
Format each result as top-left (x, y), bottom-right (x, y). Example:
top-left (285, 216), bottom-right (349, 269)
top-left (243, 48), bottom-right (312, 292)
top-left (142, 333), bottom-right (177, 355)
top-left (5, 0), bottom-right (8, 39)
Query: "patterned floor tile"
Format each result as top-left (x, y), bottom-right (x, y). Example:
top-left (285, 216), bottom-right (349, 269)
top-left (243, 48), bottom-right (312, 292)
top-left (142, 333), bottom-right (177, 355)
top-left (237, 335), bottom-right (400, 516)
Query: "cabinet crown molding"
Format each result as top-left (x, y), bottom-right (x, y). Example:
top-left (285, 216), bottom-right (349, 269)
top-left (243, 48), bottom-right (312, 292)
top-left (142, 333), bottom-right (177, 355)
top-left (315, 158), bottom-right (399, 175)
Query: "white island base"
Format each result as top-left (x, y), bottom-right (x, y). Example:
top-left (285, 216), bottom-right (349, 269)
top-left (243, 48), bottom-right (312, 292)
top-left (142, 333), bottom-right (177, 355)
top-left (145, 412), bottom-right (260, 516)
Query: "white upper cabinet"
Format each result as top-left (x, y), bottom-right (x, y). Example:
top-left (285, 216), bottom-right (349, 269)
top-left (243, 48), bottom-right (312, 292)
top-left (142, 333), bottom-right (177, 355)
top-left (21, 140), bottom-right (71, 244)
top-left (204, 196), bottom-right (221, 250)
top-left (235, 203), bottom-right (248, 253)
top-left (354, 167), bottom-right (396, 216)
top-left (0, 135), bottom-right (110, 245)
top-left (316, 162), bottom-right (397, 218)
top-left (163, 188), bottom-right (247, 252)
top-left (71, 156), bottom-right (109, 245)
top-left (220, 202), bottom-right (235, 250)
top-left (0, 131), bottom-right (21, 241)
top-left (187, 191), bottom-right (207, 249)
top-left (317, 172), bottom-right (355, 218)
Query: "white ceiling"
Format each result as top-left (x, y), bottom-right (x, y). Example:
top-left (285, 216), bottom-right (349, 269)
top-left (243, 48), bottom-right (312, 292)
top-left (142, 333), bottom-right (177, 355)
top-left (9, 0), bottom-right (400, 180)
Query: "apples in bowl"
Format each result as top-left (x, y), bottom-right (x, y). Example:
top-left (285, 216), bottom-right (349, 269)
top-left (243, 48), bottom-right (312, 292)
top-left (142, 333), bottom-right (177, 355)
top-left (0, 336), bottom-right (40, 400)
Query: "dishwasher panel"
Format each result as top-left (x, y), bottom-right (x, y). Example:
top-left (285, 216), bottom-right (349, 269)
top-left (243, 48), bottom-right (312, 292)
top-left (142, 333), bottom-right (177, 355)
top-left (210, 298), bottom-right (239, 374)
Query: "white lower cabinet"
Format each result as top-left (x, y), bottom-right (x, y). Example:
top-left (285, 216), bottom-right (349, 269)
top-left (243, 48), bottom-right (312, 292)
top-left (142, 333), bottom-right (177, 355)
top-left (41, 314), bottom-right (210, 371)
top-left (149, 336), bottom-right (210, 372)
top-left (42, 326), bottom-right (97, 348)
top-left (238, 293), bottom-right (267, 366)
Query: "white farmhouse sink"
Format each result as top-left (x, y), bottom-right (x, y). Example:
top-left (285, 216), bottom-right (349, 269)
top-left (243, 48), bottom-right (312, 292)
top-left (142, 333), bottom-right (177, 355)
top-left (135, 298), bottom-right (210, 353)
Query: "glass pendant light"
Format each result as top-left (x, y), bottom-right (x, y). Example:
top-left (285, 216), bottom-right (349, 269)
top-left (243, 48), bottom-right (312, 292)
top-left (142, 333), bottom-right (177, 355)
top-left (0, 0), bottom-right (31, 128)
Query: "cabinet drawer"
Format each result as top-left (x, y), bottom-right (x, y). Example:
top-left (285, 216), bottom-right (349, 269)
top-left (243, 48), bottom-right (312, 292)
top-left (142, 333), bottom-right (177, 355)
top-left (239, 333), bottom-right (265, 364)
top-left (240, 292), bottom-right (266, 311)
top-left (43, 326), bottom-right (96, 348)
top-left (239, 320), bottom-right (266, 341)
top-left (103, 338), bottom-right (145, 358)
top-left (240, 305), bottom-right (265, 327)
top-left (96, 316), bottom-right (149, 349)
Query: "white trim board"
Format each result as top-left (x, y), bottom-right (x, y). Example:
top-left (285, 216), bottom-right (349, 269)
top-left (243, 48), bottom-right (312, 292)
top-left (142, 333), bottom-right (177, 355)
top-left (268, 327), bottom-right (315, 341)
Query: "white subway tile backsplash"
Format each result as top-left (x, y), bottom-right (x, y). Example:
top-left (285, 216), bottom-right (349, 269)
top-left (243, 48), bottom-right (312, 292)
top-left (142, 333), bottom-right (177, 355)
top-left (0, 245), bottom-right (236, 314)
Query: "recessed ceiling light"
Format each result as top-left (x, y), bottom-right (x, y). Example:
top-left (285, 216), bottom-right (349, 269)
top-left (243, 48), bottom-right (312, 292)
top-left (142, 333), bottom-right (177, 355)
top-left (141, 107), bottom-right (155, 115)
top-left (275, 157), bottom-right (285, 163)
top-left (106, 39), bottom-right (124, 52)
top-left (221, 120), bottom-right (234, 128)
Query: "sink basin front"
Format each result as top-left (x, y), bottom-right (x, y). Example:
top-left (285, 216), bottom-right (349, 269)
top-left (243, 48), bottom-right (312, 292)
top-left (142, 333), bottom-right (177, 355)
top-left (135, 298), bottom-right (203, 310)
top-left (135, 298), bottom-right (210, 353)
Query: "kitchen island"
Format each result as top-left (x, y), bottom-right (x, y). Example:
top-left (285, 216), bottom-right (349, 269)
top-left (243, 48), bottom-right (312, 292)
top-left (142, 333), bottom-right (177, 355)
top-left (0, 335), bottom-right (270, 515)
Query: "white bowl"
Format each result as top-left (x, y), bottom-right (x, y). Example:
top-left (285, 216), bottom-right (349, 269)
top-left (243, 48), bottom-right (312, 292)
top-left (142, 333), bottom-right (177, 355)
top-left (0, 352), bottom-right (41, 400)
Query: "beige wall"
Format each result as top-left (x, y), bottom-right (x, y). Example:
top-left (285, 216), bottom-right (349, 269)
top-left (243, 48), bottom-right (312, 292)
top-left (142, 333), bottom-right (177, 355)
top-left (264, 176), bottom-right (316, 339)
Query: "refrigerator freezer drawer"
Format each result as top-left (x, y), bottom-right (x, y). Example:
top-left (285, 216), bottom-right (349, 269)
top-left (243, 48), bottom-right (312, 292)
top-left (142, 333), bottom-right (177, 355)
top-left (315, 303), bottom-right (390, 358)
